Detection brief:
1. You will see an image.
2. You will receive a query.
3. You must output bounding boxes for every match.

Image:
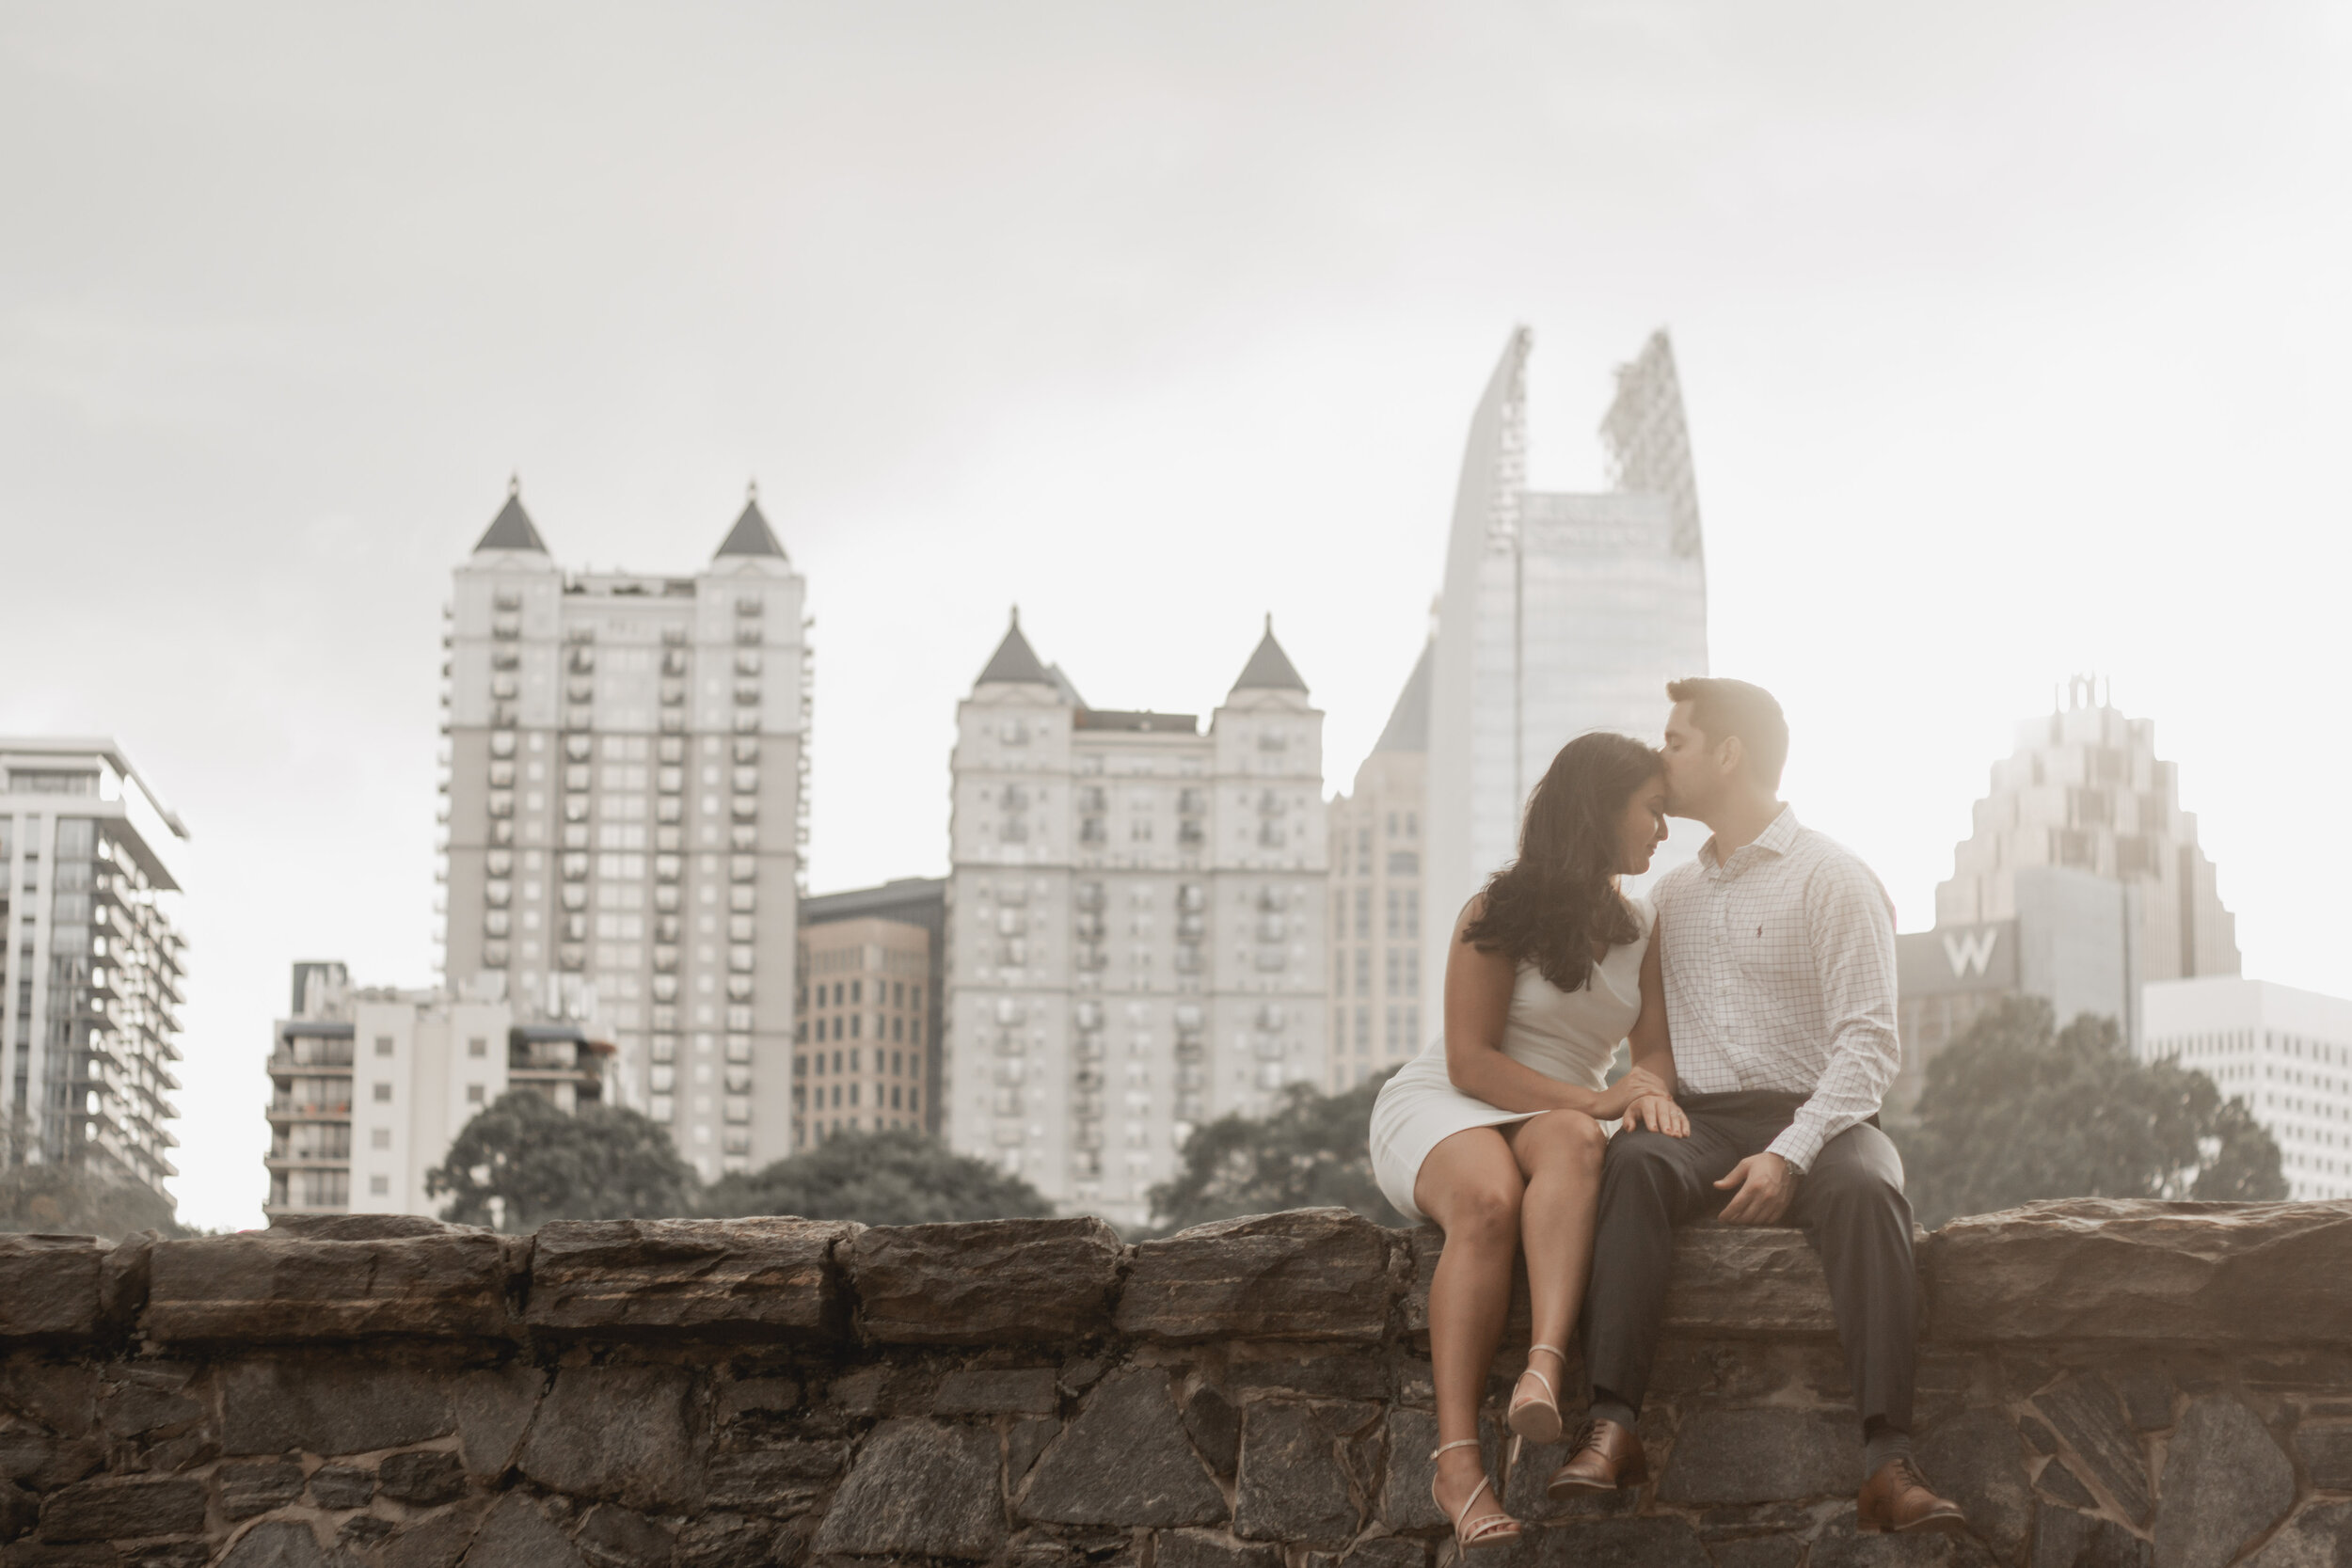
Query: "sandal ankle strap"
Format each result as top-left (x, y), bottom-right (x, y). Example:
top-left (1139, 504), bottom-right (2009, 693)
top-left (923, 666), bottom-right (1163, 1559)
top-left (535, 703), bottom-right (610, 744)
top-left (1430, 1436), bottom-right (1484, 1460)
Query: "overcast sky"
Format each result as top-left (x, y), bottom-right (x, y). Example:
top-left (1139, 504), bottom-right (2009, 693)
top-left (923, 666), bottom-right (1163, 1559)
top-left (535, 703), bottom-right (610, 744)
top-left (6, 4), bottom-right (2346, 1230)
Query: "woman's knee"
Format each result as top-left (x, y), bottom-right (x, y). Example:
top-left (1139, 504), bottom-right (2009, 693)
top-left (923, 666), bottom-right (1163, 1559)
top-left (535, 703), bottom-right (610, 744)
top-left (1441, 1177), bottom-right (1522, 1243)
top-left (1521, 1109), bottom-right (1608, 1172)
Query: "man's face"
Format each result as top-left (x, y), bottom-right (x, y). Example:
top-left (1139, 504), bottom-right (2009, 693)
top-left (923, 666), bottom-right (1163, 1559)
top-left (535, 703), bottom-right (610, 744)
top-left (1661, 701), bottom-right (1718, 818)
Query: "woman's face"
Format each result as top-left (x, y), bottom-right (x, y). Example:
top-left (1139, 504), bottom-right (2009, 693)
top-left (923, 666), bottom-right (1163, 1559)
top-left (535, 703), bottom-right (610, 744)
top-left (1615, 772), bottom-right (1670, 875)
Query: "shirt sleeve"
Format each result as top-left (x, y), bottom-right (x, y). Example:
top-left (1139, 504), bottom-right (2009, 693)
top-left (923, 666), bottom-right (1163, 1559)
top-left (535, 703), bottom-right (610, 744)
top-left (1767, 854), bottom-right (1900, 1173)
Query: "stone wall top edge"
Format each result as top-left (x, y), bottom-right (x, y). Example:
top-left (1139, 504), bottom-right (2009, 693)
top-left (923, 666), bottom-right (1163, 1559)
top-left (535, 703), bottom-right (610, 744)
top-left (0, 1199), bottom-right (2343, 1350)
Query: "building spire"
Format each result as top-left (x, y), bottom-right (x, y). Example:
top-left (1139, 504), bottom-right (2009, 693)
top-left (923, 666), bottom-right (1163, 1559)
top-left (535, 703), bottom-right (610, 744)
top-left (472, 476), bottom-right (548, 553)
top-left (1231, 616), bottom-right (1308, 694)
top-left (714, 483), bottom-right (787, 560)
top-left (975, 607), bottom-right (1056, 689)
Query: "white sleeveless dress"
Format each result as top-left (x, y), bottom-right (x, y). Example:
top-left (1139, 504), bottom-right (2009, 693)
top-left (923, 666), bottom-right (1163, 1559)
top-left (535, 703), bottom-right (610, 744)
top-left (1369, 895), bottom-right (1653, 1224)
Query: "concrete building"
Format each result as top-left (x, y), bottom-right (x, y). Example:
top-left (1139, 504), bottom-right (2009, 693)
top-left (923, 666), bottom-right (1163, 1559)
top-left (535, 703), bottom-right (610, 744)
top-left (800, 877), bottom-right (946, 1144)
top-left (439, 481), bottom-right (806, 1181)
top-left (1935, 677), bottom-right (2237, 988)
top-left (945, 613), bottom-right (1327, 1227)
top-left (264, 961), bottom-right (610, 1219)
top-left (1892, 865), bottom-right (2140, 1119)
top-left (1422, 329), bottom-right (1709, 1022)
top-left (0, 740), bottom-right (187, 1198)
top-left (2142, 978), bottom-right (2352, 1202)
top-left (794, 916), bottom-right (931, 1148)
top-left (1326, 641), bottom-right (1430, 1089)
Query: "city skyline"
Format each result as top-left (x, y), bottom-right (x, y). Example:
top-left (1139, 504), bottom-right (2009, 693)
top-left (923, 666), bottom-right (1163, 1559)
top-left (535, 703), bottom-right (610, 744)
top-left (8, 6), bottom-right (2345, 1230)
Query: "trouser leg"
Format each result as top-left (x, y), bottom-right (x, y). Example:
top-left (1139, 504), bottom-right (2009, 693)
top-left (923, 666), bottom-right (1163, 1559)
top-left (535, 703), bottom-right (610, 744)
top-left (1580, 1117), bottom-right (1742, 1415)
top-left (1790, 1122), bottom-right (1916, 1431)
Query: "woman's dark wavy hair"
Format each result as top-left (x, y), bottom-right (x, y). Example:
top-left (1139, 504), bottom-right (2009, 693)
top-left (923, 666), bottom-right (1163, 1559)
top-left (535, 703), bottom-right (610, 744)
top-left (1462, 731), bottom-right (1661, 991)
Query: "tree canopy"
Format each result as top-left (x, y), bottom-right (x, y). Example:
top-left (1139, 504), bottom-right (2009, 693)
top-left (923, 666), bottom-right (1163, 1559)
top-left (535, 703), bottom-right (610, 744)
top-left (1898, 996), bottom-right (2285, 1228)
top-left (699, 1127), bottom-right (1052, 1226)
top-left (0, 1162), bottom-right (183, 1240)
top-left (1145, 1068), bottom-right (1406, 1235)
top-left (425, 1090), bottom-right (698, 1230)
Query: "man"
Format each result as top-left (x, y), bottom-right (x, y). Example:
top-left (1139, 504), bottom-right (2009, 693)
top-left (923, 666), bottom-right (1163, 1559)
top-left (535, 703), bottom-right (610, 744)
top-left (1549, 677), bottom-right (1965, 1533)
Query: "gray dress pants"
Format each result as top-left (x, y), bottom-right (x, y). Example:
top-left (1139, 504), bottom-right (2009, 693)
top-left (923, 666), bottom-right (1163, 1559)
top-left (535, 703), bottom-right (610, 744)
top-left (1580, 1090), bottom-right (1916, 1431)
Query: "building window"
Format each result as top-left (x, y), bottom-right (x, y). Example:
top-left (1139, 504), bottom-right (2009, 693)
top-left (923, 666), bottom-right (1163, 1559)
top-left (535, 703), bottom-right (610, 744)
top-left (1355, 950), bottom-right (1371, 998)
top-left (371, 1128), bottom-right (390, 1149)
top-left (373, 1036), bottom-right (394, 1057)
top-left (468, 1037), bottom-right (487, 1057)
top-left (370, 1175), bottom-right (389, 1196)
top-left (373, 1083), bottom-right (392, 1102)
top-left (467, 1084), bottom-right (485, 1103)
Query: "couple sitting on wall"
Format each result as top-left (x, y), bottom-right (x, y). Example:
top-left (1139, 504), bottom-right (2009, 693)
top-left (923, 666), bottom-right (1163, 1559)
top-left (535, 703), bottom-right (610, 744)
top-left (1368, 678), bottom-right (1970, 1557)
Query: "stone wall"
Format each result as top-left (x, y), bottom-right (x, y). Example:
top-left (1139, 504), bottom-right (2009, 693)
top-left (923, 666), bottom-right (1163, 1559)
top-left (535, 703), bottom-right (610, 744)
top-left (1, 1199), bottom-right (2349, 1568)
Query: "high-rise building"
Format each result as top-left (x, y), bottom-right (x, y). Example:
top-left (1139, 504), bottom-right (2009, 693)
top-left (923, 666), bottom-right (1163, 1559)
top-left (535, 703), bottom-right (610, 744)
top-left (1326, 640), bottom-right (1430, 1089)
top-left (800, 876), bottom-right (946, 1142)
top-left (793, 915), bottom-right (931, 1148)
top-left (1422, 329), bottom-right (1710, 1020)
top-left (1891, 865), bottom-right (2140, 1119)
top-left (264, 960), bottom-right (611, 1220)
top-left (439, 481), bottom-right (807, 1181)
top-left (1934, 678), bottom-right (2238, 988)
top-left (2141, 978), bottom-right (2352, 1201)
top-left (945, 613), bottom-right (1327, 1227)
top-left (0, 740), bottom-right (187, 1198)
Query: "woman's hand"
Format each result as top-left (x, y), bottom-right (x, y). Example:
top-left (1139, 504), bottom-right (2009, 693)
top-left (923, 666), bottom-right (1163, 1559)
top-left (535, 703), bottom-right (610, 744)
top-left (1620, 1093), bottom-right (1690, 1138)
top-left (1595, 1065), bottom-right (1672, 1120)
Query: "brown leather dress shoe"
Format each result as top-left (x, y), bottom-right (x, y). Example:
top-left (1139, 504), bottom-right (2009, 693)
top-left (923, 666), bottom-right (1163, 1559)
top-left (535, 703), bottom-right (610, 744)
top-left (1857, 1455), bottom-right (1967, 1533)
top-left (1545, 1418), bottom-right (1649, 1496)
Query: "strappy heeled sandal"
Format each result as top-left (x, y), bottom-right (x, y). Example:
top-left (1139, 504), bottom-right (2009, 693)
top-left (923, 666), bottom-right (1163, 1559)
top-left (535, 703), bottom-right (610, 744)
top-left (1431, 1436), bottom-right (1520, 1565)
top-left (1506, 1342), bottom-right (1567, 1445)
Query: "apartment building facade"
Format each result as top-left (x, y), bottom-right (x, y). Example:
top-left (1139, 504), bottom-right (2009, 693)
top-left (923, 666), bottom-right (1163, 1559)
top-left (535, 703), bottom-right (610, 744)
top-left (1326, 641), bottom-right (1430, 1087)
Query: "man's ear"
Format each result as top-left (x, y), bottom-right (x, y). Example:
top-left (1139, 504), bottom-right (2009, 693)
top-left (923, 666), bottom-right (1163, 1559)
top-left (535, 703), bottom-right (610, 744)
top-left (1717, 735), bottom-right (1746, 781)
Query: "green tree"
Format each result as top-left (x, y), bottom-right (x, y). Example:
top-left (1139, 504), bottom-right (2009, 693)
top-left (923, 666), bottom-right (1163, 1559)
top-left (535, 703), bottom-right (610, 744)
top-left (0, 1164), bottom-right (183, 1240)
top-left (1146, 1068), bottom-right (1406, 1235)
top-left (1899, 996), bottom-right (2285, 1227)
top-left (425, 1090), bottom-right (698, 1230)
top-left (700, 1128), bottom-right (1052, 1226)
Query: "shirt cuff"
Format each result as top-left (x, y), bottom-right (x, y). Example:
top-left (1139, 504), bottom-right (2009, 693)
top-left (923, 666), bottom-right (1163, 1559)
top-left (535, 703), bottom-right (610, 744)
top-left (1767, 1122), bottom-right (1822, 1175)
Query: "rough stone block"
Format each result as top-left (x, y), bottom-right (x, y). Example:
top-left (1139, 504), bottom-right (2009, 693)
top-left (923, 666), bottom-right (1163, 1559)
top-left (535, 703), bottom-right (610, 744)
top-left (1335, 1541), bottom-right (1425, 1568)
top-left (2032, 1378), bottom-right (2152, 1525)
top-left (524, 1218), bottom-right (850, 1338)
top-left (0, 1479), bottom-right (35, 1544)
top-left (1915, 1409), bottom-right (2031, 1562)
top-left (2296, 1425), bottom-right (2352, 1491)
top-left (0, 1362), bottom-right (99, 1436)
top-left (465, 1493), bottom-right (589, 1568)
top-left (378, 1450), bottom-right (467, 1506)
top-left (2153, 1397), bottom-right (2295, 1568)
top-left (1654, 1407), bottom-right (1851, 1505)
top-left (674, 1512), bottom-right (783, 1568)
top-left (1181, 1385), bottom-right (1240, 1477)
top-left (518, 1364), bottom-right (703, 1513)
top-left (846, 1218), bottom-right (1120, 1345)
top-left (218, 1361), bottom-right (453, 1457)
top-left (572, 1503), bottom-right (674, 1568)
top-left (1709, 1537), bottom-right (1806, 1568)
top-left (1924, 1199), bottom-right (2352, 1345)
top-left (95, 1384), bottom-right (199, 1442)
top-left (216, 1462), bottom-right (303, 1520)
top-left (144, 1227), bottom-right (519, 1344)
top-left (1154, 1531), bottom-right (1282, 1568)
top-left (933, 1368), bottom-right (1059, 1417)
top-left (2240, 1501), bottom-right (2352, 1568)
top-left (2032, 1504), bottom-right (2153, 1568)
top-left (378, 1502), bottom-right (490, 1568)
top-left (809, 1419), bottom-right (1005, 1560)
top-left (1009, 1417), bottom-right (1057, 1484)
top-left (2034, 1456), bottom-right (2100, 1513)
top-left (1232, 1400), bottom-right (1376, 1547)
top-left (1120, 1210), bottom-right (1393, 1344)
top-left (38, 1477), bottom-right (206, 1543)
top-left (1528, 1517), bottom-right (1713, 1568)
top-left (1661, 1225), bottom-right (1838, 1335)
top-left (0, 1240), bottom-right (103, 1342)
top-left (1376, 1406), bottom-right (1504, 1534)
top-left (704, 1443), bottom-right (847, 1513)
top-left (218, 1519), bottom-right (335, 1568)
top-left (2106, 1368), bottom-right (2178, 1432)
top-left (1020, 1369), bottom-right (1227, 1528)
top-left (452, 1365), bottom-right (543, 1479)
top-left (305, 1465), bottom-right (373, 1510)
top-left (1811, 1513), bottom-right (2000, 1568)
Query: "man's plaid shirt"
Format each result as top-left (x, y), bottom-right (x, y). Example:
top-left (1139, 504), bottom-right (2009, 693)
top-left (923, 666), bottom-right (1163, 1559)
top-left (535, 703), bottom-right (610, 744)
top-left (1652, 805), bottom-right (1901, 1172)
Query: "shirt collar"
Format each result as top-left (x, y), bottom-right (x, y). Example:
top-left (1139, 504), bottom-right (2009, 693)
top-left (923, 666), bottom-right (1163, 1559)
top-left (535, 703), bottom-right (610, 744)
top-left (1701, 804), bottom-right (1801, 874)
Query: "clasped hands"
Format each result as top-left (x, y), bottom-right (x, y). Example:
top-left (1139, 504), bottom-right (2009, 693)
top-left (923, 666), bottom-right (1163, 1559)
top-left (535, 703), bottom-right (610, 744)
top-left (1595, 1067), bottom-right (1797, 1225)
top-left (1598, 1065), bottom-right (1687, 1139)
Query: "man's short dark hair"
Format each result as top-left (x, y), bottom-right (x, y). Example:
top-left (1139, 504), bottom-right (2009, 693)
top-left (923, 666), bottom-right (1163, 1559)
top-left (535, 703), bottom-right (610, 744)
top-left (1667, 677), bottom-right (1788, 791)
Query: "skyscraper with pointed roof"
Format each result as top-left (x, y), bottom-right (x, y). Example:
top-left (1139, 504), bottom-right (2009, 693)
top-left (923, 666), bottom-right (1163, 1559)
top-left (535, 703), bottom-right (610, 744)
top-left (1422, 328), bottom-right (1710, 1019)
top-left (436, 481), bottom-right (807, 1189)
top-left (941, 613), bottom-right (1328, 1226)
top-left (1326, 640), bottom-right (1431, 1089)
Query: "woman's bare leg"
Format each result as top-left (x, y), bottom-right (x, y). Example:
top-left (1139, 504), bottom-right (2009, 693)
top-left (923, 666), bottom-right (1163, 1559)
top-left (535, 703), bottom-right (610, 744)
top-left (1502, 1110), bottom-right (1610, 1422)
top-left (1414, 1127), bottom-right (1526, 1533)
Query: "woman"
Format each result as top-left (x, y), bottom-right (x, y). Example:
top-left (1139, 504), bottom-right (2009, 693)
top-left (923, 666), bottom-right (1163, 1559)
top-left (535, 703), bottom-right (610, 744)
top-left (1368, 732), bottom-right (1688, 1560)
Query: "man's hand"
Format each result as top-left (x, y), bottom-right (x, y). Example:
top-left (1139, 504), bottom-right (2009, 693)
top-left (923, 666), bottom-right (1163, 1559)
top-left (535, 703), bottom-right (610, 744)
top-left (1620, 1094), bottom-right (1689, 1138)
top-left (1714, 1151), bottom-right (1796, 1225)
top-left (1596, 1065), bottom-right (1672, 1121)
